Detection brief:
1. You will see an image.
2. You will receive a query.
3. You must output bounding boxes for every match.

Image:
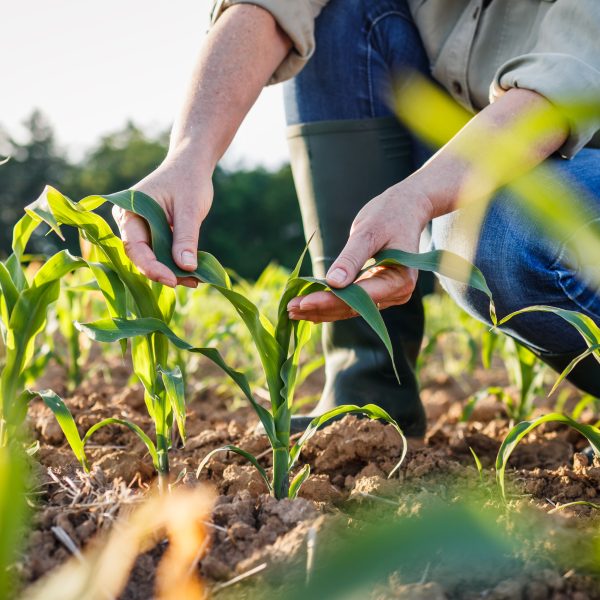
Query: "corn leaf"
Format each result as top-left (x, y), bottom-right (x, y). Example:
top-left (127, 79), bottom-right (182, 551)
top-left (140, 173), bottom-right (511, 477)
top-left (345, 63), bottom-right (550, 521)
top-left (549, 501), bottom-right (600, 514)
top-left (29, 389), bottom-right (88, 469)
top-left (0, 263), bottom-right (19, 322)
top-left (298, 276), bottom-right (400, 383)
top-left (84, 187), bottom-right (284, 415)
top-left (26, 187), bottom-right (162, 320)
top-left (499, 305), bottom-right (600, 349)
top-left (499, 305), bottom-right (600, 394)
top-left (195, 444), bottom-right (272, 493)
top-left (75, 317), bottom-right (277, 444)
top-left (288, 404), bottom-right (407, 478)
top-left (496, 412), bottom-right (600, 500)
top-left (82, 418), bottom-right (158, 469)
top-left (288, 464), bottom-right (310, 499)
top-left (159, 365), bottom-right (187, 443)
top-left (369, 248), bottom-right (496, 325)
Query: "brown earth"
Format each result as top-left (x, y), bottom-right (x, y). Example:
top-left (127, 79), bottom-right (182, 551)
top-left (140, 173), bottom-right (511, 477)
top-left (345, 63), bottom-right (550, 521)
top-left (17, 352), bottom-right (600, 600)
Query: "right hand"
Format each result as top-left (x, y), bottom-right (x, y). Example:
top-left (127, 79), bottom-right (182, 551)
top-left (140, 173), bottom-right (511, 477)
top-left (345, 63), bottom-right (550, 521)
top-left (112, 154), bottom-right (213, 288)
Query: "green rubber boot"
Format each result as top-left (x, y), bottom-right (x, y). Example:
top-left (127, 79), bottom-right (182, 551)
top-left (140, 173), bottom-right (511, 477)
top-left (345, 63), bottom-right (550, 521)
top-left (287, 117), bottom-right (427, 437)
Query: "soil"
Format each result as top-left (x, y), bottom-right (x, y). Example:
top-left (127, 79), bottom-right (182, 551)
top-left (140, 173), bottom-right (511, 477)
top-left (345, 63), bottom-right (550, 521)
top-left (16, 347), bottom-right (600, 600)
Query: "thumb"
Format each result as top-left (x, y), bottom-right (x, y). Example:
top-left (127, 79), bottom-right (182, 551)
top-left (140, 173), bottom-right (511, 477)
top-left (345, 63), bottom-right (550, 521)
top-left (172, 201), bottom-right (202, 271)
top-left (326, 229), bottom-right (377, 288)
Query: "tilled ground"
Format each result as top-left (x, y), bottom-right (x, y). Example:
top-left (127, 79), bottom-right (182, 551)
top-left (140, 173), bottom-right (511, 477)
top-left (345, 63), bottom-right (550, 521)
top-left (18, 353), bottom-right (600, 600)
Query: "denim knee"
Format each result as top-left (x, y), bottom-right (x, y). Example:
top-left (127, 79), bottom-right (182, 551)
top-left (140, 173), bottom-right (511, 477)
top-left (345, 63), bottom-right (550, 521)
top-left (430, 185), bottom-right (600, 355)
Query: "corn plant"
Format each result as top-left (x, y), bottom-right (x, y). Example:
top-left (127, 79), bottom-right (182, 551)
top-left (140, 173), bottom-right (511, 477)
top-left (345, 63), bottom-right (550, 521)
top-left (496, 412), bottom-right (600, 500)
top-left (47, 189), bottom-right (495, 500)
top-left (24, 187), bottom-right (192, 491)
top-left (0, 444), bottom-right (29, 600)
top-left (0, 211), bottom-right (90, 446)
top-left (462, 336), bottom-right (546, 422)
top-left (494, 305), bottom-right (600, 499)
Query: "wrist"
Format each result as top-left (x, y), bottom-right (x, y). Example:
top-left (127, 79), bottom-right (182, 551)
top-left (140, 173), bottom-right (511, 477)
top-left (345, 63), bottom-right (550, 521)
top-left (391, 180), bottom-right (435, 230)
top-left (165, 137), bottom-right (218, 177)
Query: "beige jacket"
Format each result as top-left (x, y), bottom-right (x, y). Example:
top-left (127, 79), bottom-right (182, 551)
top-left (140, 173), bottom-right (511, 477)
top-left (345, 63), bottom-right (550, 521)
top-left (211, 0), bottom-right (600, 157)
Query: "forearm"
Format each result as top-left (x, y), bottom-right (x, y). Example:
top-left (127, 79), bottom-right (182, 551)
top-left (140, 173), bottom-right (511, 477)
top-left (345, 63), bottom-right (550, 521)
top-left (168, 4), bottom-right (292, 171)
top-left (406, 88), bottom-right (570, 220)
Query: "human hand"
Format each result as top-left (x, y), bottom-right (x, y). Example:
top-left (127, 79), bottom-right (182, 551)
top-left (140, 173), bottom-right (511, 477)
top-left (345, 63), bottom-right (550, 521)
top-left (112, 150), bottom-right (213, 288)
top-left (287, 183), bottom-right (433, 322)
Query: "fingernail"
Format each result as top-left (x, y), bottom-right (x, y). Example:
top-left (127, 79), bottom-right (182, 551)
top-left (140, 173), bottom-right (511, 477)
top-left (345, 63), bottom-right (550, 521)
top-left (299, 298), bottom-right (315, 311)
top-left (327, 267), bottom-right (346, 284)
top-left (181, 250), bottom-right (196, 267)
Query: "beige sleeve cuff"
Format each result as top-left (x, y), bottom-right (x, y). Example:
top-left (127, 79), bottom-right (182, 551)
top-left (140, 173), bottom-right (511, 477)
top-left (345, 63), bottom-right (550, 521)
top-left (210, 0), bottom-right (325, 84)
top-left (490, 53), bottom-right (600, 159)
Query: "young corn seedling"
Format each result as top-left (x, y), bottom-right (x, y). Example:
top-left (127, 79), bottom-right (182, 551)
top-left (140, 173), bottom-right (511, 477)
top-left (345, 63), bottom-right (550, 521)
top-left (495, 305), bottom-right (600, 499)
top-left (0, 210), bottom-right (90, 447)
top-left (58, 189), bottom-right (496, 500)
top-left (25, 187), bottom-right (195, 491)
top-left (462, 336), bottom-right (546, 422)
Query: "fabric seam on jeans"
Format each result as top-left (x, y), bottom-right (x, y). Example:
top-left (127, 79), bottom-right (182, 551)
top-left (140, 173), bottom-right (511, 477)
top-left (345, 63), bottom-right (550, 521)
top-left (366, 10), bottom-right (413, 118)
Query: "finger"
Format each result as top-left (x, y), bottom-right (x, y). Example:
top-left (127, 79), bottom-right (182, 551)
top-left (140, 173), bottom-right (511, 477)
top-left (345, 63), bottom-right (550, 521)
top-left (291, 267), bottom-right (416, 322)
top-left (326, 228), bottom-right (379, 288)
top-left (172, 199), bottom-right (202, 272)
top-left (114, 208), bottom-right (177, 287)
top-left (289, 291), bottom-right (359, 322)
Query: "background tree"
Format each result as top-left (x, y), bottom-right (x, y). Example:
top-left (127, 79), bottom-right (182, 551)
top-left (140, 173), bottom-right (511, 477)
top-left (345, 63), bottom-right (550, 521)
top-left (0, 111), bottom-right (304, 278)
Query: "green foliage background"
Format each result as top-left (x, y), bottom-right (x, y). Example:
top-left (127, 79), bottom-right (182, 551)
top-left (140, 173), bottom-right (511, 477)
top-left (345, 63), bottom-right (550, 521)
top-left (0, 111), bottom-right (304, 279)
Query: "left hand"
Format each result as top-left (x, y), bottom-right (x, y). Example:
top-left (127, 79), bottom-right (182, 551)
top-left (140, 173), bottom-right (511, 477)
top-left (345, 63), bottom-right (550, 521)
top-left (287, 182), bottom-right (433, 323)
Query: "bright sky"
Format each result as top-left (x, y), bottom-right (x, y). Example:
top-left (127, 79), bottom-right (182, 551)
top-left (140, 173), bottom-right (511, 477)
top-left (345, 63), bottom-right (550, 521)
top-left (1, 1), bottom-right (289, 169)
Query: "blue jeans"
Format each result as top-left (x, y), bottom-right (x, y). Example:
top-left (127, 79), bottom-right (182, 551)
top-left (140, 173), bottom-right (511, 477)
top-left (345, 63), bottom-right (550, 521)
top-left (283, 0), bottom-right (600, 379)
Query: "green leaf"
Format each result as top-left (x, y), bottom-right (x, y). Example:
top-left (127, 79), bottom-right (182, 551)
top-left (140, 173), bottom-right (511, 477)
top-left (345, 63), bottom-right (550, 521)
top-left (495, 413), bottom-right (600, 500)
top-left (82, 418), bottom-right (158, 470)
top-left (1, 281), bottom-right (61, 424)
top-left (31, 250), bottom-right (86, 287)
top-left (159, 365), bottom-right (187, 443)
top-left (75, 317), bottom-right (277, 445)
top-left (299, 276), bottom-right (400, 383)
top-left (91, 190), bottom-right (284, 407)
top-left (499, 305), bottom-right (600, 399)
top-left (469, 446), bottom-right (483, 479)
top-left (32, 389), bottom-right (87, 470)
top-left (195, 444), bottom-right (272, 493)
top-left (288, 464), bottom-right (310, 499)
top-left (0, 262), bottom-right (19, 325)
top-left (369, 248), bottom-right (496, 325)
top-left (26, 187), bottom-right (162, 320)
top-left (499, 305), bottom-right (600, 349)
top-left (550, 345), bottom-right (600, 397)
top-left (548, 501), bottom-right (600, 514)
top-left (288, 404), bottom-right (407, 478)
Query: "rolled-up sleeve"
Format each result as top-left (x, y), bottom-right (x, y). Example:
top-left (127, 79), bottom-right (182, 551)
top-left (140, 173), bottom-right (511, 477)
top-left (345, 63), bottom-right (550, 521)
top-left (210, 0), bottom-right (329, 84)
top-left (489, 1), bottom-right (600, 159)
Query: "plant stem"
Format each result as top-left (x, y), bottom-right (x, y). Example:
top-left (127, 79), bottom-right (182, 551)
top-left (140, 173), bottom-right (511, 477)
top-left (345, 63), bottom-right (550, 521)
top-left (156, 433), bottom-right (170, 495)
top-left (272, 446), bottom-right (290, 499)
